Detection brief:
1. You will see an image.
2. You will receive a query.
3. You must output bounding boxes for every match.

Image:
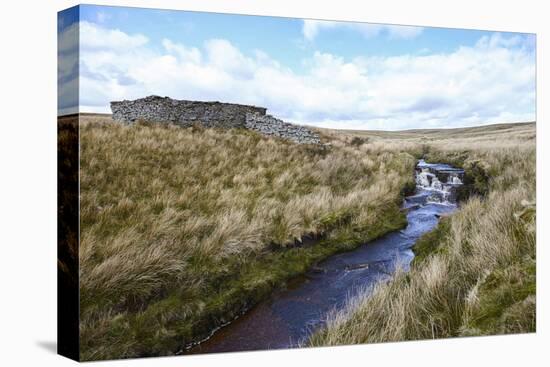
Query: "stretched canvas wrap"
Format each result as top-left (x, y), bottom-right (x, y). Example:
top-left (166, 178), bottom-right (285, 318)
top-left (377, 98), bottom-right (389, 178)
top-left (58, 4), bottom-right (537, 362)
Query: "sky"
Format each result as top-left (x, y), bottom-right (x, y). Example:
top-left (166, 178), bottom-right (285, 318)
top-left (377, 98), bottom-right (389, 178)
top-left (58, 4), bottom-right (536, 130)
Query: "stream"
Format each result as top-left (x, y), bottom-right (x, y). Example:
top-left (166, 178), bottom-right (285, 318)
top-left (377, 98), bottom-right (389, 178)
top-left (187, 159), bottom-right (464, 354)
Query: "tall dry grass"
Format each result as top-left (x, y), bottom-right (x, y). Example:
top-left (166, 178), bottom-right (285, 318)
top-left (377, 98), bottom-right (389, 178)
top-left (78, 117), bottom-right (416, 359)
top-left (309, 124), bottom-right (536, 346)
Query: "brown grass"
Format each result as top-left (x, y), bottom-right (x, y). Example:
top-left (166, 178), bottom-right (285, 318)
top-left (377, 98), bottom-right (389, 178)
top-left (77, 114), bottom-right (535, 358)
top-left (309, 122), bottom-right (536, 346)
top-left (78, 115), bottom-right (416, 359)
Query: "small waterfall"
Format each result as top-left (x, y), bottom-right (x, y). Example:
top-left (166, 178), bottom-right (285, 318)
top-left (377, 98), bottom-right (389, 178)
top-left (416, 171), bottom-right (432, 188)
top-left (431, 176), bottom-right (443, 190)
top-left (414, 160), bottom-right (464, 205)
top-left (448, 173), bottom-right (462, 185)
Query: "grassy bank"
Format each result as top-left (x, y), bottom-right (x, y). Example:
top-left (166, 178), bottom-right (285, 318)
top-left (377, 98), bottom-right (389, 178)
top-left (79, 116), bottom-right (417, 360)
top-left (309, 122), bottom-right (535, 346)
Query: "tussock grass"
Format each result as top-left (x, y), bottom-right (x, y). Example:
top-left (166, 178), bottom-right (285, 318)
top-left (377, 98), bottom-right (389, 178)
top-left (79, 116), bottom-right (415, 359)
top-left (309, 123), bottom-right (536, 346)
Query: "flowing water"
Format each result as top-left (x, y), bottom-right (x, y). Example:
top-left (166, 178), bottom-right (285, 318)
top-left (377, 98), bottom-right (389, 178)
top-left (187, 160), bottom-right (464, 354)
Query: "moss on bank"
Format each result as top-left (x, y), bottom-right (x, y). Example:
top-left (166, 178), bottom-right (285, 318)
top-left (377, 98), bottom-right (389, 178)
top-left (308, 129), bottom-right (536, 347)
top-left (410, 202), bottom-right (535, 338)
top-left (410, 148), bottom-right (535, 338)
top-left (81, 200), bottom-right (407, 360)
top-left (412, 218), bottom-right (451, 265)
top-left (461, 257), bottom-right (536, 336)
top-left (78, 118), bottom-right (416, 360)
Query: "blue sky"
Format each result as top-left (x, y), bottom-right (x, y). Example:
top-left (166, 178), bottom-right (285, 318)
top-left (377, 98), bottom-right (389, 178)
top-left (58, 4), bottom-right (536, 130)
top-left (78, 5), bottom-right (498, 69)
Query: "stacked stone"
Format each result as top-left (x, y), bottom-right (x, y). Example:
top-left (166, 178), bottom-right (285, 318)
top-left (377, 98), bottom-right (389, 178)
top-left (110, 96), bottom-right (321, 144)
top-left (245, 113), bottom-right (321, 144)
top-left (111, 95), bottom-right (267, 128)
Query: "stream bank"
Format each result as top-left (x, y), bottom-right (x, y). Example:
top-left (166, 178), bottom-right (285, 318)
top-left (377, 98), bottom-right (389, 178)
top-left (187, 160), bottom-right (465, 354)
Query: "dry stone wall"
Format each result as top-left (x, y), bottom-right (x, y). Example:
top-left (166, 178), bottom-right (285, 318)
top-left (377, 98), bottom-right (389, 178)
top-left (245, 113), bottom-right (321, 144)
top-left (111, 96), bottom-right (267, 128)
top-left (111, 95), bottom-right (321, 144)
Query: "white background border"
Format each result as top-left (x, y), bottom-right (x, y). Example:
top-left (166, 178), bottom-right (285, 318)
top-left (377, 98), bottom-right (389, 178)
top-left (0, 0), bottom-right (546, 366)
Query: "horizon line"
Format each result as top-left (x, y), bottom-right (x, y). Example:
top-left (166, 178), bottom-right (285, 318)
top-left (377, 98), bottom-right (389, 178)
top-left (59, 112), bottom-right (535, 133)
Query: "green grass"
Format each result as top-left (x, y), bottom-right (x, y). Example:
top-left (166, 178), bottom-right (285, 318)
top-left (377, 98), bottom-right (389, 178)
top-left (98, 203), bottom-right (407, 358)
top-left (462, 258), bottom-right (535, 335)
top-left (78, 116), bottom-right (415, 360)
top-left (309, 122), bottom-right (536, 347)
top-left (412, 218), bottom-right (451, 265)
top-left (77, 116), bottom-right (535, 358)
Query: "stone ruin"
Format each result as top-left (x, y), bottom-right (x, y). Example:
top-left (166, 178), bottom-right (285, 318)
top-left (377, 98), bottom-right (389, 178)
top-left (110, 95), bottom-right (321, 144)
top-left (245, 113), bottom-right (321, 145)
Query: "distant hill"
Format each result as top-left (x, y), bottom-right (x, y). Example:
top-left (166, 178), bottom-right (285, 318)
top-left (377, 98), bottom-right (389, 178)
top-left (323, 121), bottom-right (536, 141)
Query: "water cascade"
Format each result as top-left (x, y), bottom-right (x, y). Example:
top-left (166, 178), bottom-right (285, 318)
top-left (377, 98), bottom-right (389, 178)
top-left (414, 159), bottom-right (464, 204)
top-left (186, 159), bottom-right (464, 354)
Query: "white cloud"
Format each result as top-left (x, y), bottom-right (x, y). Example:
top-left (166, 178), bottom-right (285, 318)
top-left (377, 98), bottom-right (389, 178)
top-left (72, 22), bottom-right (535, 130)
top-left (302, 20), bottom-right (423, 41)
top-left (162, 39), bottom-right (201, 64)
top-left (80, 21), bottom-right (149, 50)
